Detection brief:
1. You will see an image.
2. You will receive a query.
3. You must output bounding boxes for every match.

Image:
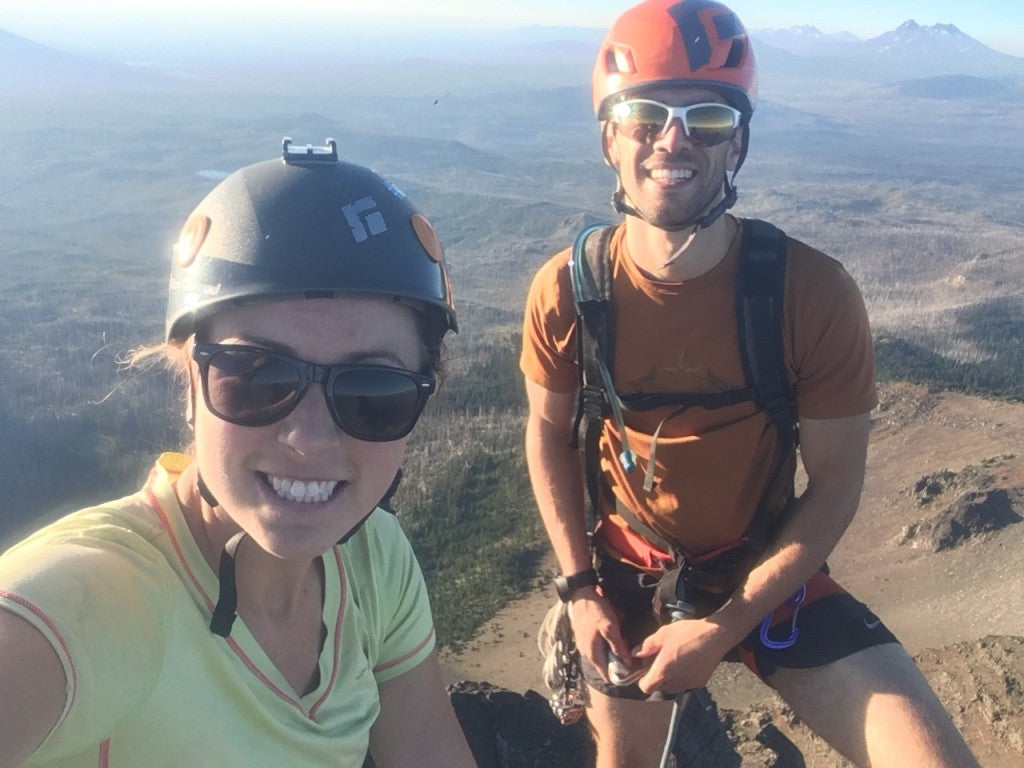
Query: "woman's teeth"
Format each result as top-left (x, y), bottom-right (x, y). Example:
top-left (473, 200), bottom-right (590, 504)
top-left (268, 476), bottom-right (338, 503)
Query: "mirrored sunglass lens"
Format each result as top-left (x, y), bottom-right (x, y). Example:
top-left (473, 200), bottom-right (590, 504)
top-left (627, 101), bottom-right (670, 127)
top-left (614, 101), bottom-right (669, 142)
top-left (330, 369), bottom-right (423, 440)
top-left (206, 350), bottom-right (302, 424)
top-left (685, 105), bottom-right (737, 146)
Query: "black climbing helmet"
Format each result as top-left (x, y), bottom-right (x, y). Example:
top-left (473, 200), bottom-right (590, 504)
top-left (166, 138), bottom-right (456, 343)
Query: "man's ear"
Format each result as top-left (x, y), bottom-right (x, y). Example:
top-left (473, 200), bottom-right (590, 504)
top-left (601, 121), bottom-right (620, 168)
top-left (725, 125), bottom-right (747, 173)
top-left (185, 370), bottom-right (196, 428)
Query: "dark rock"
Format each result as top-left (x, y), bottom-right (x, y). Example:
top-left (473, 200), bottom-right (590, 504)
top-left (447, 682), bottom-right (741, 767)
top-left (367, 634), bottom-right (1024, 767)
top-left (901, 488), bottom-right (1023, 551)
top-left (448, 681), bottom-right (594, 767)
top-left (934, 489), bottom-right (1022, 550)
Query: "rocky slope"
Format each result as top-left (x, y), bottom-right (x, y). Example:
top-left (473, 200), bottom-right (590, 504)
top-left (449, 634), bottom-right (1024, 766)
top-left (442, 383), bottom-right (1024, 765)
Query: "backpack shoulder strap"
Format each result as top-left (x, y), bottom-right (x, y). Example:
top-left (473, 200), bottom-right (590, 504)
top-left (736, 218), bottom-right (798, 452)
top-left (736, 218), bottom-right (799, 553)
top-left (569, 223), bottom-right (617, 528)
top-left (570, 223), bottom-right (615, 355)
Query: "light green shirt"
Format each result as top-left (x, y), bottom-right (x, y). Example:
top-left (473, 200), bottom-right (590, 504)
top-left (0, 453), bottom-right (435, 767)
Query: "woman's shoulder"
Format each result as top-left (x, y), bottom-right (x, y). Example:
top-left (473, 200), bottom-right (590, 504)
top-left (4, 491), bottom-right (167, 564)
top-left (0, 489), bottom-right (178, 632)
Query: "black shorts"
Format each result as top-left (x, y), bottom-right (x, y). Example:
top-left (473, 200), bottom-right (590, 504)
top-left (583, 553), bottom-right (899, 700)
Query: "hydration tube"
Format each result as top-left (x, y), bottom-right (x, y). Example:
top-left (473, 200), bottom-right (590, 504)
top-left (596, 355), bottom-right (638, 473)
top-left (568, 228), bottom-right (638, 475)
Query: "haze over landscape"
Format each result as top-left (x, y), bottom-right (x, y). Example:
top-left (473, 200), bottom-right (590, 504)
top-left (2, 5), bottom-right (1024, 764)
top-left (4, 0), bottom-right (1024, 56)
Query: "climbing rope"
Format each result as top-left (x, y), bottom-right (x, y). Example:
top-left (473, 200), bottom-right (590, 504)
top-left (537, 600), bottom-right (587, 725)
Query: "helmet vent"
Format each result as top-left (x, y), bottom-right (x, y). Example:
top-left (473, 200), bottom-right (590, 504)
top-left (672, 6), bottom-right (712, 71)
top-left (724, 39), bottom-right (745, 68)
top-left (713, 12), bottom-right (742, 40)
top-left (606, 45), bottom-right (636, 75)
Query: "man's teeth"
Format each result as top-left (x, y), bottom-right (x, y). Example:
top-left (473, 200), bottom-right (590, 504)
top-left (269, 476), bottom-right (338, 503)
top-left (650, 168), bottom-right (694, 181)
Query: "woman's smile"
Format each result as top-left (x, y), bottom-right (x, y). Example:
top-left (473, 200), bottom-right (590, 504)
top-left (263, 473), bottom-right (342, 504)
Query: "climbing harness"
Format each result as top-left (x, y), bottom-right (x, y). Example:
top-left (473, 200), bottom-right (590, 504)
top-left (570, 218), bottom-right (798, 600)
top-left (561, 219), bottom-right (801, 764)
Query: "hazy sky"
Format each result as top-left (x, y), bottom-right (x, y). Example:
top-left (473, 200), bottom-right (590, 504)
top-left (3, 0), bottom-right (1022, 56)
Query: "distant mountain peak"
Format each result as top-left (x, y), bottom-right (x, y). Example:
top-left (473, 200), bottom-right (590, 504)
top-left (892, 19), bottom-right (962, 35)
top-left (869, 20), bottom-right (997, 58)
top-left (893, 19), bottom-right (966, 37)
top-left (788, 25), bottom-right (825, 36)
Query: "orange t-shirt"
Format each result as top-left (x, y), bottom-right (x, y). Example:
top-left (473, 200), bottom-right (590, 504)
top-left (520, 218), bottom-right (877, 560)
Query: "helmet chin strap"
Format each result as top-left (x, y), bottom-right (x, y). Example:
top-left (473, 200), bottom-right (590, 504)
top-left (195, 472), bottom-right (244, 639)
top-left (203, 467), bottom-right (405, 638)
top-left (611, 170), bottom-right (739, 232)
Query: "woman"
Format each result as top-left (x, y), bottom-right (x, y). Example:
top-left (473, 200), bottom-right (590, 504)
top-left (0, 140), bottom-right (476, 767)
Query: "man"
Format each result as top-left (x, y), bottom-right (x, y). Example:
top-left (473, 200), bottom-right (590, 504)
top-left (520, 1), bottom-right (978, 766)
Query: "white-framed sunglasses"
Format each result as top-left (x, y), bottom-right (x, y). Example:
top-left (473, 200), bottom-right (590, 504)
top-left (607, 99), bottom-right (742, 147)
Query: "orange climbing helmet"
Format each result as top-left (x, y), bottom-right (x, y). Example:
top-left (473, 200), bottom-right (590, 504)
top-left (592, 0), bottom-right (758, 120)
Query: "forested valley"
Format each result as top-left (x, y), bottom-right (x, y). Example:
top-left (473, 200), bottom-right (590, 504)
top-left (2, 23), bottom-right (1023, 650)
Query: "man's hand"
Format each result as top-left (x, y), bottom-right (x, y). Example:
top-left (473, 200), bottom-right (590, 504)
top-left (632, 616), bottom-right (733, 694)
top-left (568, 590), bottom-right (632, 682)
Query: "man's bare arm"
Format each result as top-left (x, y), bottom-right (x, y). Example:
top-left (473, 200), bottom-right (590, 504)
top-left (636, 412), bottom-right (872, 692)
top-left (524, 377), bottom-right (631, 667)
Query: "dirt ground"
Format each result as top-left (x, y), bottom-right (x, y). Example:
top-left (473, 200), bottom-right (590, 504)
top-left (440, 383), bottom-right (1024, 765)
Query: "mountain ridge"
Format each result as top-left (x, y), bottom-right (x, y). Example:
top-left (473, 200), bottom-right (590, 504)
top-left (750, 19), bottom-right (1023, 81)
top-left (753, 19), bottom-right (1021, 61)
top-left (0, 26), bottom-right (177, 93)
top-left (2, 18), bottom-right (1022, 82)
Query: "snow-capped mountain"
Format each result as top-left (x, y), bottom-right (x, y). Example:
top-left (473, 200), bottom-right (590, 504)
top-left (866, 20), bottom-right (1004, 58)
top-left (751, 20), bottom-right (1023, 80)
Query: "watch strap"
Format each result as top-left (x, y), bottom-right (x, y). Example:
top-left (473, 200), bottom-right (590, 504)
top-left (554, 568), bottom-right (599, 602)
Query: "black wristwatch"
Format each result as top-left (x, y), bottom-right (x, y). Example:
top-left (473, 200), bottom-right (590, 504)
top-left (554, 568), bottom-right (599, 602)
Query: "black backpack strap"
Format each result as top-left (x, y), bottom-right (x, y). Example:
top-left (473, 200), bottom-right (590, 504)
top-left (736, 218), bottom-right (797, 451)
top-left (567, 218), bottom-right (798, 557)
top-left (735, 218), bottom-right (798, 551)
top-left (569, 224), bottom-right (616, 528)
